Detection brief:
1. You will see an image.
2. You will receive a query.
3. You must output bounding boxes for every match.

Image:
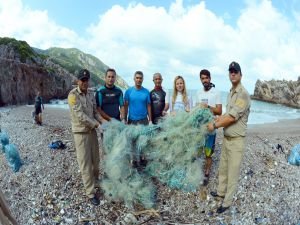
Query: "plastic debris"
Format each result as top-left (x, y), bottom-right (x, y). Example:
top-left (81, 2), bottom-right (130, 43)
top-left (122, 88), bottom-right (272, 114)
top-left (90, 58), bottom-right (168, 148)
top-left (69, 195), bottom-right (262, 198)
top-left (0, 130), bottom-right (9, 152)
top-left (288, 144), bottom-right (300, 166)
top-left (4, 143), bottom-right (22, 172)
top-left (48, 140), bottom-right (66, 149)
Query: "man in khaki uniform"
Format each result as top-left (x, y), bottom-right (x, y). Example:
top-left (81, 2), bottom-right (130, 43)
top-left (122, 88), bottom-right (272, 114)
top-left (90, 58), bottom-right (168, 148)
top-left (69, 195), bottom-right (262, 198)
top-left (68, 69), bottom-right (103, 206)
top-left (0, 189), bottom-right (18, 225)
top-left (207, 61), bottom-right (250, 214)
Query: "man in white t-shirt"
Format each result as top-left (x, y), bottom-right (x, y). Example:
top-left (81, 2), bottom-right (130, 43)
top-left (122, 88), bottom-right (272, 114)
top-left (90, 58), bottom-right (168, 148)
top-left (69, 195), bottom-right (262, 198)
top-left (195, 69), bottom-right (222, 186)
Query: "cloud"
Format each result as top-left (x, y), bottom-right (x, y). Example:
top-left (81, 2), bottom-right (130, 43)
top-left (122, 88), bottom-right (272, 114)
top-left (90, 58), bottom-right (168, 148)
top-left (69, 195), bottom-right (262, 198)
top-left (86, 0), bottom-right (300, 92)
top-left (1, 0), bottom-right (300, 92)
top-left (0, 0), bottom-right (81, 49)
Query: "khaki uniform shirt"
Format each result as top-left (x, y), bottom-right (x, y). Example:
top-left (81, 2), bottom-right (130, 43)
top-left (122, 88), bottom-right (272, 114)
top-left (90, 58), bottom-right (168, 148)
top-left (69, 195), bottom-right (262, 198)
top-left (224, 83), bottom-right (250, 137)
top-left (68, 87), bottom-right (102, 133)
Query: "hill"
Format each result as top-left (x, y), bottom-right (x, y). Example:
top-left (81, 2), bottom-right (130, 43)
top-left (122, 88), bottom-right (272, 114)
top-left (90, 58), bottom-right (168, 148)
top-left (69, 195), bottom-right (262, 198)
top-left (0, 37), bottom-right (128, 106)
top-left (38, 47), bottom-right (128, 89)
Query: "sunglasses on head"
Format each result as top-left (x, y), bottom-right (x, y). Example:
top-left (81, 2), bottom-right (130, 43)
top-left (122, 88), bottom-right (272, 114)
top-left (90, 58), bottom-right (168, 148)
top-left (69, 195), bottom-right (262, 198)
top-left (80, 78), bottom-right (89, 82)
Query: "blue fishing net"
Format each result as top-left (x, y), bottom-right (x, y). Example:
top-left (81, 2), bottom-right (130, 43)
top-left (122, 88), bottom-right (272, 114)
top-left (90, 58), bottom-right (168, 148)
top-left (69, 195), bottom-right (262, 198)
top-left (101, 107), bottom-right (213, 208)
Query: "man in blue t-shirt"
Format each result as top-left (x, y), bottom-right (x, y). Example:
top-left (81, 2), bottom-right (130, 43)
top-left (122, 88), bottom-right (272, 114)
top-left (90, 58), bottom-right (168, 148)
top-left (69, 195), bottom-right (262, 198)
top-left (96, 68), bottom-right (125, 121)
top-left (124, 71), bottom-right (152, 125)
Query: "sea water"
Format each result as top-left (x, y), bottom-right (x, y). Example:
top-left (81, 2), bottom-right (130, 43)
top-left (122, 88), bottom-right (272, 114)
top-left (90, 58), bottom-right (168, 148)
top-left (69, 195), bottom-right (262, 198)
top-left (42, 90), bottom-right (300, 125)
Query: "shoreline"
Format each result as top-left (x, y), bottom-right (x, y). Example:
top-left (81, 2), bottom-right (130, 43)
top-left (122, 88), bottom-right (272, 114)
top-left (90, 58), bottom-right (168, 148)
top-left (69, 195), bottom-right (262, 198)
top-left (247, 118), bottom-right (300, 134)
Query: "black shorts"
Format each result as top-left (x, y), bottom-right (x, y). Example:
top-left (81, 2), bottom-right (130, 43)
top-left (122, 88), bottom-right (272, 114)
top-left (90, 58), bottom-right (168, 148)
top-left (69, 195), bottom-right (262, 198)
top-left (35, 107), bottom-right (42, 115)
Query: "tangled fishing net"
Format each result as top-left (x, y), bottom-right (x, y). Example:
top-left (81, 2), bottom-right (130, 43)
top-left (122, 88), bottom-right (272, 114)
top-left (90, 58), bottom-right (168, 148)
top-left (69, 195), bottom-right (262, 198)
top-left (0, 130), bottom-right (22, 172)
top-left (101, 107), bottom-right (213, 208)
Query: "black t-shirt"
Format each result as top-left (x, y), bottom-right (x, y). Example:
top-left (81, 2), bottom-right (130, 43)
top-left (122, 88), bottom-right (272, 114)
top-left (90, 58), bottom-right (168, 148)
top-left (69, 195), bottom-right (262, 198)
top-left (35, 96), bottom-right (42, 109)
top-left (96, 85), bottom-right (124, 120)
top-left (150, 89), bottom-right (166, 121)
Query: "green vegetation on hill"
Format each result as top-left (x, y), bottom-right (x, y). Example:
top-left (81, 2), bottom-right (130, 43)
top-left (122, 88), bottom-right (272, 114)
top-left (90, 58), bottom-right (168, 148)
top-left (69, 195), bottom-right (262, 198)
top-left (41, 47), bottom-right (128, 88)
top-left (0, 37), bottom-right (39, 63)
top-left (0, 37), bottom-right (129, 89)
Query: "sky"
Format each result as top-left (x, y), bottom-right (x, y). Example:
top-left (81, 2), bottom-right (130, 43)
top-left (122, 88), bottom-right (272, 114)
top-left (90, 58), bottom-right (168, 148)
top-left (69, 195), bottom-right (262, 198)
top-left (0, 0), bottom-right (300, 93)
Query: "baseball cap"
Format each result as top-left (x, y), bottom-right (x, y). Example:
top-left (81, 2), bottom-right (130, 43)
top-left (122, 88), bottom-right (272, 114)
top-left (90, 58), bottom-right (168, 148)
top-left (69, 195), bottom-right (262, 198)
top-left (228, 61), bottom-right (241, 72)
top-left (77, 69), bottom-right (90, 80)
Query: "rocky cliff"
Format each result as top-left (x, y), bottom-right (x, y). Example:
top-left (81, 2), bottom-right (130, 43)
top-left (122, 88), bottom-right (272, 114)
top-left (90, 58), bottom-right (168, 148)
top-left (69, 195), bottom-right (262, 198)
top-left (0, 37), bottom-right (129, 106)
top-left (252, 78), bottom-right (300, 108)
top-left (0, 38), bottom-right (75, 106)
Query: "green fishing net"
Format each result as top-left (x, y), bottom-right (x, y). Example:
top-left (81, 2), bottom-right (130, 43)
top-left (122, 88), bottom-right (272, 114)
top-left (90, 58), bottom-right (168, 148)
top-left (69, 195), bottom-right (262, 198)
top-left (101, 107), bottom-right (213, 208)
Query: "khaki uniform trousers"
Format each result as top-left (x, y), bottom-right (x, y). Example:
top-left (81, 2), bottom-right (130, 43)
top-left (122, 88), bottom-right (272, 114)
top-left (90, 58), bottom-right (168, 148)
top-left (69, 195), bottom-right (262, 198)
top-left (217, 136), bottom-right (245, 207)
top-left (0, 190), bottom-right (18, 225)
top-left (74, 129), bottom-right (100, 198)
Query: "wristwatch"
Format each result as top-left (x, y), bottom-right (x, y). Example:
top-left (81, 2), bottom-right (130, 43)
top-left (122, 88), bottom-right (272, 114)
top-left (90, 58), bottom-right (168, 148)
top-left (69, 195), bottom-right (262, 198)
top-left (213, 121), bottom-right (217, 129)
top-left (207, 105), bottom-right (210, 109)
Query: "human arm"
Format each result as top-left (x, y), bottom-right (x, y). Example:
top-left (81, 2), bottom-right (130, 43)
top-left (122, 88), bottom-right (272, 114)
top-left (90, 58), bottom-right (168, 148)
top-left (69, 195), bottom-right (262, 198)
top-left (147, 91), bottom-right (152, 123)
top-left (97, 107), bottom-right (111, 121)
top-left (147, 103), bottom-right (152, 123)
top-left (120, 106), bottom-right (125, 121)
top-left (207, 114), bottom-right (235, 132)
top-left (209, 104), bottom-right (222, 115)
top-left (40, 97), bottom-right (44, 110)
top-left (185, 97), bottom-right (190, 112)
top-left (162, 103), bottom-right (169, 116)
top-left (124, 101), bottom-right (128, 123)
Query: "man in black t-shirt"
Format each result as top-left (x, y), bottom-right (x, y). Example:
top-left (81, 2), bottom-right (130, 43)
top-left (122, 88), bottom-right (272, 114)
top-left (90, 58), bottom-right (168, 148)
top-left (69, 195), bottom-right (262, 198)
top-left (96, 68), bottom-right (125, 121)
top-left (150, 73), bottom-right (169, 124)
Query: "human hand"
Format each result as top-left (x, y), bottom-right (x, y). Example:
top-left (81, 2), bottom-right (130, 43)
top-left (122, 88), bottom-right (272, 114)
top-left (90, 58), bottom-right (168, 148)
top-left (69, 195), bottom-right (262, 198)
top-left (162, 110), bottom-right (168, 116)
top-left (207, 123), bottom-right (215, 132)
top-left (149, 121), bottom-right (153, 125)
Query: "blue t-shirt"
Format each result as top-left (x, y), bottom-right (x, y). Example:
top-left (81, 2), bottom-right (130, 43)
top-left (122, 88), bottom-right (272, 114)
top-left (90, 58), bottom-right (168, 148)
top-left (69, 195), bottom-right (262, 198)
top-left (124, 86), bottom-right (150, 121)
top-left (95, 85), bottom-right (124, 120)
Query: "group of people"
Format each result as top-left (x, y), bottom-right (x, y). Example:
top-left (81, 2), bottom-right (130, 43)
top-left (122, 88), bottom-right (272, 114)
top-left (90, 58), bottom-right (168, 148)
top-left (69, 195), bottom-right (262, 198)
top-left (68, 61), bottom-right (251, 214)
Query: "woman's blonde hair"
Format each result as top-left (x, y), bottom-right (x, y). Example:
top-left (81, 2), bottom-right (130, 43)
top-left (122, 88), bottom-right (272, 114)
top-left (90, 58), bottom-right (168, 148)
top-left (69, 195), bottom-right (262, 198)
top-left (172, 75), bottom-right (188, 106)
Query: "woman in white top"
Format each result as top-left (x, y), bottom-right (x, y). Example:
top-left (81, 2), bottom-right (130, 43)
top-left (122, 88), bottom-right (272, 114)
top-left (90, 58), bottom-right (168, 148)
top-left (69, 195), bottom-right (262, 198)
top-left (171, 76), bottom-right (190, 113)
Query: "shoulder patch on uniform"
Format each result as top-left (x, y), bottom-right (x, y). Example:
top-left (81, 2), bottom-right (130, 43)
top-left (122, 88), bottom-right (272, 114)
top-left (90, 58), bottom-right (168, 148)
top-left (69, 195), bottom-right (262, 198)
top-left (68, 94), bottom-right (76, 106)
top-left (235, 98), bottom-right (245, 108)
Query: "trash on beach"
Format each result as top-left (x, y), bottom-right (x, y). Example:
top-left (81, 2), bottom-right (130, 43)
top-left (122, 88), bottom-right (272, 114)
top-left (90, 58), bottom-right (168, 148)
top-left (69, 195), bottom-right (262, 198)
top-left (288, 144), bottom-right (300, 166)
top-left (101, 107), bottom-right (213, 208)
top-left (4, 143), bottom-right (23, 172)
top-left (0, 129), bottom-right (23, 172)
top-left (48, 140), bottom-right (66, 150)
top-left (0, 130), bottom-right (9, 152)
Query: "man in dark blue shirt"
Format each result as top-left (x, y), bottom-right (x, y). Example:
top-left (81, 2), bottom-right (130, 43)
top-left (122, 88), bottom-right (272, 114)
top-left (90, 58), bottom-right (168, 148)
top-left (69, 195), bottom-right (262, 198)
top-left (150, 72), bottom-right (169, 124)
top-left (34, 91), bottom-right (44, 125)
top-left (96, 68), bottom-right (124, 121)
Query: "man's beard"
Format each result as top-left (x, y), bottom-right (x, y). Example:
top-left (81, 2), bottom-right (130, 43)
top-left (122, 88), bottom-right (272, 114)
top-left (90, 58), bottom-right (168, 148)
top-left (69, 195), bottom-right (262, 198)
top-left (203, 82), bottom-right (211, 91)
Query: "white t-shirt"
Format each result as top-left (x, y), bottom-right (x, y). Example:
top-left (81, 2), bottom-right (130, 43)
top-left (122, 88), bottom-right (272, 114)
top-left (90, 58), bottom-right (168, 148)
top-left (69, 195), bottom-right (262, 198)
top-left (172, 92), bottom-right (189, 112)
top-left (195, 87), bottom-right (221, 107)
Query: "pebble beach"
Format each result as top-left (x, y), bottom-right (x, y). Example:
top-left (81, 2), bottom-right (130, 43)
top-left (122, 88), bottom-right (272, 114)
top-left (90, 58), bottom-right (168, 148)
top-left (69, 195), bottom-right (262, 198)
top-left (1, 105), bottom-right (300, 225)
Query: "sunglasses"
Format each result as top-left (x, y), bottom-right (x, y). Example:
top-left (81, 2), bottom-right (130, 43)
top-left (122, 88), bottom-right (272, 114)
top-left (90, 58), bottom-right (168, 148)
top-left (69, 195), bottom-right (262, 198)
top-left (229, 70), bottom-right (239, 74)
top-left (80, 78), bottom-right (89, 82)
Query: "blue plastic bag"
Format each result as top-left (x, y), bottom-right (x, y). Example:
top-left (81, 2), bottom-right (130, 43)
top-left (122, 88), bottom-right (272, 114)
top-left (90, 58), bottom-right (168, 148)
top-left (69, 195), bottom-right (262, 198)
top-left (0, 131), bottom-right (9, 152)
top-left (48, 140), bottom-right (66, 149)
top-left (4, 144), bottom-right (22, 172)
top-left (288, 144), bottom-right (300, 166)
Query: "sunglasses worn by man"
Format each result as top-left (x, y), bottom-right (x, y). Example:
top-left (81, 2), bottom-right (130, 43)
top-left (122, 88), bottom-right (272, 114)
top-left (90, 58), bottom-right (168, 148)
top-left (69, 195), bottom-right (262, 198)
top-left (229, 69), bottom-right (239, 74)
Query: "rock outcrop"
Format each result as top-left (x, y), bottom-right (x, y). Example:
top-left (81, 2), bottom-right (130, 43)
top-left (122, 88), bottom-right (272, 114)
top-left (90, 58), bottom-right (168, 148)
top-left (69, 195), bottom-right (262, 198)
top-left (252, 78), bottom-right (300, 108)
top-left (0, 38), bottom-right (75, 106)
